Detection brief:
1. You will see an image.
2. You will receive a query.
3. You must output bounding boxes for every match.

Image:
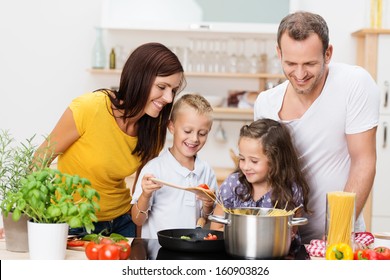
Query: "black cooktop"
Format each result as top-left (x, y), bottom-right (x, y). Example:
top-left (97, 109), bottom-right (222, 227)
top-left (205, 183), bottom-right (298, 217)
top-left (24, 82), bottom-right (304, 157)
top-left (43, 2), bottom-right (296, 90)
top-left (129, 238), bottom-right (311, 260)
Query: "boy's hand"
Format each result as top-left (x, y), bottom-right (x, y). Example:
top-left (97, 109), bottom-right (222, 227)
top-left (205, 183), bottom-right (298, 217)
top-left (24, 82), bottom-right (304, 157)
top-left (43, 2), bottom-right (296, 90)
top-left (141, 174), bottom-right (162, 198)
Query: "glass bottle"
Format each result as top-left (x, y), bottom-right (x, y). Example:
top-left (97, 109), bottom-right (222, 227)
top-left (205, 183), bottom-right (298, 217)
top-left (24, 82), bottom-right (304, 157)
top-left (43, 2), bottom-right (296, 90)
top-left (91, 27), bottom-right (106, 69)
top-left (109, 48), bottom-right (116, 69)
top-left (370, 0), bottom-right (382, 28)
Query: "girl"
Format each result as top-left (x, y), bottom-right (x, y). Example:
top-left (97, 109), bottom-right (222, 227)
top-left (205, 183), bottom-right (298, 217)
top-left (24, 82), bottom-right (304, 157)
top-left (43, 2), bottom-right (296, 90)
top-left (211, 118), bottom-right (310, 241)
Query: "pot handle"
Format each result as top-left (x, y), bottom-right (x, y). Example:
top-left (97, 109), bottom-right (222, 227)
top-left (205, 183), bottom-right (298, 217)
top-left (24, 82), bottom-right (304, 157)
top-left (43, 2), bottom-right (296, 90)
top-left (288, 217), bottom-right (308, 227)
top-left (208, 214), bottom-right (230, 225)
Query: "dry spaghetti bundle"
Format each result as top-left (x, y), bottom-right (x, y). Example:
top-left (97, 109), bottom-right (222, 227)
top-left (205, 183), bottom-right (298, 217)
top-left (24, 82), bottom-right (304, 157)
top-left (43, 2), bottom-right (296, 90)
top-left (326, 191), bottom-right (356, 246)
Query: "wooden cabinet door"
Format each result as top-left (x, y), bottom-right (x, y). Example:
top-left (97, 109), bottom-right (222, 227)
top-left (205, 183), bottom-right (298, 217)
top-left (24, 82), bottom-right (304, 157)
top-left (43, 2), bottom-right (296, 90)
top-left (377, 35), bottom-right (390, 115)
top-left (371, 115), bottom-right (390, 232)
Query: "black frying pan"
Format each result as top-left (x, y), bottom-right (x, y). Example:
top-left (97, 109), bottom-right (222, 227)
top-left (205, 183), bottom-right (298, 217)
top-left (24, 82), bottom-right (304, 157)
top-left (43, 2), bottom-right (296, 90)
top-left (157, 228), bottom-right (225, 253)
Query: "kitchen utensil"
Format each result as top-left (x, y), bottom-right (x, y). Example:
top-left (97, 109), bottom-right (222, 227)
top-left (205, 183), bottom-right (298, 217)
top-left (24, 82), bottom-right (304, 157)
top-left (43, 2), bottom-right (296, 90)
top-left (214, 121), bottom-right (227, 142)
top-left (157, 228), bottom-right (224, 253)
top-left (203, 95), bottom-right (224, 107)
top-left (150, 178), bottom-right (216, 200)
top-left (208, 207), bottom-right (308, 259)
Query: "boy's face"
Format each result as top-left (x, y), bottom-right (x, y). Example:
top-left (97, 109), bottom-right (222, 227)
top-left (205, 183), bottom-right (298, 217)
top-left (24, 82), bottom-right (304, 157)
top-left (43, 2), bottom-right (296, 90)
top-left (168, 106), bottom-right (212, 163)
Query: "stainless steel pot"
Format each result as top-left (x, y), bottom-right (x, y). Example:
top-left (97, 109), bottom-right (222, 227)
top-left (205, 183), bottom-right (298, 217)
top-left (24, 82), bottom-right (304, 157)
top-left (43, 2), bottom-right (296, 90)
top-left (208, 207), bottom-right (308, 259)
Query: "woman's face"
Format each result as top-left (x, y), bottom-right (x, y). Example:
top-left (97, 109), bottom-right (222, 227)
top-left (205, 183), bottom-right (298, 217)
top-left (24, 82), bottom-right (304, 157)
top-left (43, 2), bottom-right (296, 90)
top-left (144, 73), bottom-right (183, 118)
top-left (238, 137), bottom-right (269, 186)
top-left (168, 105), bottom-right (212, 165)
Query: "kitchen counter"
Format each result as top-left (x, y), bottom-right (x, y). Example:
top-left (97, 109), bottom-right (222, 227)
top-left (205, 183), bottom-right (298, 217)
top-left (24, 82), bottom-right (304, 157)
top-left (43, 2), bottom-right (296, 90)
top-left (0, 238), bottom-right (311, 260)
top-left (0, 238), bottom-right (89, 260)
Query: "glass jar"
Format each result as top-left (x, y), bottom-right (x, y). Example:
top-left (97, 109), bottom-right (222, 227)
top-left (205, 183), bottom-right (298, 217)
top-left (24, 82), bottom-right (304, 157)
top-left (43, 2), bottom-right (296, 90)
top-left (91, 27), bottom-right (106, 69)
top-left (325, 191), bottom-right (356, 249)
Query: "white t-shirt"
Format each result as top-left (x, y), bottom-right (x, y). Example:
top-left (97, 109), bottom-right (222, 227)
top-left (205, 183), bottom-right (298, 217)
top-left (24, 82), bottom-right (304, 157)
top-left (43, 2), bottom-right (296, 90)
top-left (131, 148), bottom-right (218, 239)
top-left (254, 62), bottom-right (380, 243)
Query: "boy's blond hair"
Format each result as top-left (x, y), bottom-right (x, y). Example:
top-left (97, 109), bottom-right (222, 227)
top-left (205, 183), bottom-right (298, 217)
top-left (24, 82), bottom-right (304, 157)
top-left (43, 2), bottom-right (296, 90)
top-left (170, 94), bottom-right (213, 123)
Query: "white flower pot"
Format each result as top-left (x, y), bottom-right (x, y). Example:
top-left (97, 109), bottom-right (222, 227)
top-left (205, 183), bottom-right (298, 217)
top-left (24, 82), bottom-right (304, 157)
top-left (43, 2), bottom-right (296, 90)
top-left (27, 220), bottom-right (69, 260)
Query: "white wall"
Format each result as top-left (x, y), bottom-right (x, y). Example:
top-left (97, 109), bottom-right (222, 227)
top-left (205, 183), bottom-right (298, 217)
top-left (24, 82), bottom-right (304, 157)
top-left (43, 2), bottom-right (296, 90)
top-left (0, 0), bottom-right (103, 141)
top-left (0, 0), bottom-right (374, 169)
top-left (290, 0), bottom-right (369, 64)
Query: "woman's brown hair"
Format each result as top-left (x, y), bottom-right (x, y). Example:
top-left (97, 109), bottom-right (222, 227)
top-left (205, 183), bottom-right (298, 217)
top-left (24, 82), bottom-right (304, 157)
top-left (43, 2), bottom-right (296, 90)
top-left (101, 42), bottom-right (186, 180)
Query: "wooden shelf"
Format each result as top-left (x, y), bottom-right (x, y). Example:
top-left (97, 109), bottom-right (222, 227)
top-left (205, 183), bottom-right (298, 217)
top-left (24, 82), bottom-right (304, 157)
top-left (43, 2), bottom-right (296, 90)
top-left (352, 28), bottom-right (390, 37)
top-left (87, 68), bottom-right (122, 74)
top-left (87, 68), bottom-right (285, 80)
top-left (185, 72), bottom-right (285, 79)
top-left (213, 107), bottom-right (253, 121)
top-left (87, 69), bottom-right (261, 121)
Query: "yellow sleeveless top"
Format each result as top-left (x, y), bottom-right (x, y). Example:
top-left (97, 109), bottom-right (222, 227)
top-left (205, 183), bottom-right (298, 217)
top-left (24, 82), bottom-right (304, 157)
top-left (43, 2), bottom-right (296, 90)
top-left (58, 91), bottom-right (140, 221)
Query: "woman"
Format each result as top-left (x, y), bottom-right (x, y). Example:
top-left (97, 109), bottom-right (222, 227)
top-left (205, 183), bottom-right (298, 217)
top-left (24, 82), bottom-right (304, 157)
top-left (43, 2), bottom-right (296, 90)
top-left (36, 42), bottom-right (186, 237)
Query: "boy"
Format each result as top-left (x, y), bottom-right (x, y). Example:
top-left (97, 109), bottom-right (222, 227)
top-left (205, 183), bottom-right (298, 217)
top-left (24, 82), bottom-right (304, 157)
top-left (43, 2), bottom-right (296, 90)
top-left (131, 94), bottom-right (217, 238)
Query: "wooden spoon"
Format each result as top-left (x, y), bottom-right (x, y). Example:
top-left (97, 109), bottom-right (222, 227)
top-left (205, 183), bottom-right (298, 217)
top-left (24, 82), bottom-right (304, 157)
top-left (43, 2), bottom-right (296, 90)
top-left (150, 178), bottom-right (216, 200)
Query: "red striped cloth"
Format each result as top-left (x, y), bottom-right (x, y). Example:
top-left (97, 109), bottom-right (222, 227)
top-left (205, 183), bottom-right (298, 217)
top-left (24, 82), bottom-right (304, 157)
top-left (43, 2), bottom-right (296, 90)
top-left (305, 232), bottom-right (375, 257)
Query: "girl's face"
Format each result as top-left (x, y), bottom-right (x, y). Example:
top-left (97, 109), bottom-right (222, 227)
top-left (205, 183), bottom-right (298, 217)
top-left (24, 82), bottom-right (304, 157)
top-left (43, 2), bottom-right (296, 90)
top-left (168, 105), bottom-right (212, 164)
top-left (238, 137), bottom-right (269, 185)
top-left (144, 73), bottom-right (183, 118)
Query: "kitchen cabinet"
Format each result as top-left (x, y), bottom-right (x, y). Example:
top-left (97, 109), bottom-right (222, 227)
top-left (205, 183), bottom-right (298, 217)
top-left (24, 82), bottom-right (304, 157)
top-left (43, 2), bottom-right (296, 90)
top-left (88, 40), bottom-right (284, 122)
top-left (352, 29), bottom-right (390, 232)
top-left (90, 16), bottom-right (284, 170)
top-left (88, 69), bottom-right (285, 92)
top-left (100, 0), bottom-right (289, 33)
top-left (88, 68), bottom-right (283, 121)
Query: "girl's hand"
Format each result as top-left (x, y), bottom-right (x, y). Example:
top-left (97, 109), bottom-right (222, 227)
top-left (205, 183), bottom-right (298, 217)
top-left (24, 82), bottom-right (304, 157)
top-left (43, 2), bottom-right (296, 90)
top-left (141, 174), bottom-right (162, 198)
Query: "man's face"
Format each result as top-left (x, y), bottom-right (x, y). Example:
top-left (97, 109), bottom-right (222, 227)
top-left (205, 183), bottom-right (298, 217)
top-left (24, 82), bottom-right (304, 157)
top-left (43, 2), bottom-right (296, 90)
top-left (277, 33), bottom-right (332, 95)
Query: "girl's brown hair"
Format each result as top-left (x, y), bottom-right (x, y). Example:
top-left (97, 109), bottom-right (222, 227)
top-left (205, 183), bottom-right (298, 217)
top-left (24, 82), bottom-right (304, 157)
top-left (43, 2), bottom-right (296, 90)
top-left (237, 118), bottom-right (310, 212)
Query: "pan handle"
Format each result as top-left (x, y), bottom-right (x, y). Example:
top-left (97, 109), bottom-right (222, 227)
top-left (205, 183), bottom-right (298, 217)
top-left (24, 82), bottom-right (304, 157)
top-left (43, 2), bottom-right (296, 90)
top-left (208, 214), bottom-right (230, 225)
top-left (288, 217), bottom-right (308, 227)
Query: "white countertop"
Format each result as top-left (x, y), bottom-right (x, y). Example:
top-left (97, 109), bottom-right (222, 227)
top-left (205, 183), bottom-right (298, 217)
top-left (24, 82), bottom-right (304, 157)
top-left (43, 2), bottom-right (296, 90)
top-left (0, 239), bottom-right (87, 260)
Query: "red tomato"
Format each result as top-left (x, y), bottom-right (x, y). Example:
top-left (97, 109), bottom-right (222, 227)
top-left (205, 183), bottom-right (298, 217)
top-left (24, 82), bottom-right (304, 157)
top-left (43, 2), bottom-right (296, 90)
top-left (374, 246), bottom-right (390, 260)
top-left (116, 240), bottom-right (131, 260)
top-left (198, 184), bottom-right (209, 190)
top-left (100, 237), bottom-right (114, 245)
top-left (67, 240), bottom-right (85, 247)
top-left (354, 248), bottom-right (386, 260)
top-left (98, 244), bottom-right (120, 260)
top-left (85, 242), bottom-right (103, 260)
top-left (204, 233), bottom-right (218, 240)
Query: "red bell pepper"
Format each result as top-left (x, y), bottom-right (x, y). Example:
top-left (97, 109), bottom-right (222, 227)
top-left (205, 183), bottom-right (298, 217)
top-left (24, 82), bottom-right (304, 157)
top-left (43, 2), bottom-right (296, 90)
top-left (354, 248), bottom-right (386, 260)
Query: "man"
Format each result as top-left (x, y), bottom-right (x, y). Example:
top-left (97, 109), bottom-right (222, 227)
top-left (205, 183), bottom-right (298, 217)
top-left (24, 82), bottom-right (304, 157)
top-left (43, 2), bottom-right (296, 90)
top-left (254, 11), bottom-right (380, 243)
